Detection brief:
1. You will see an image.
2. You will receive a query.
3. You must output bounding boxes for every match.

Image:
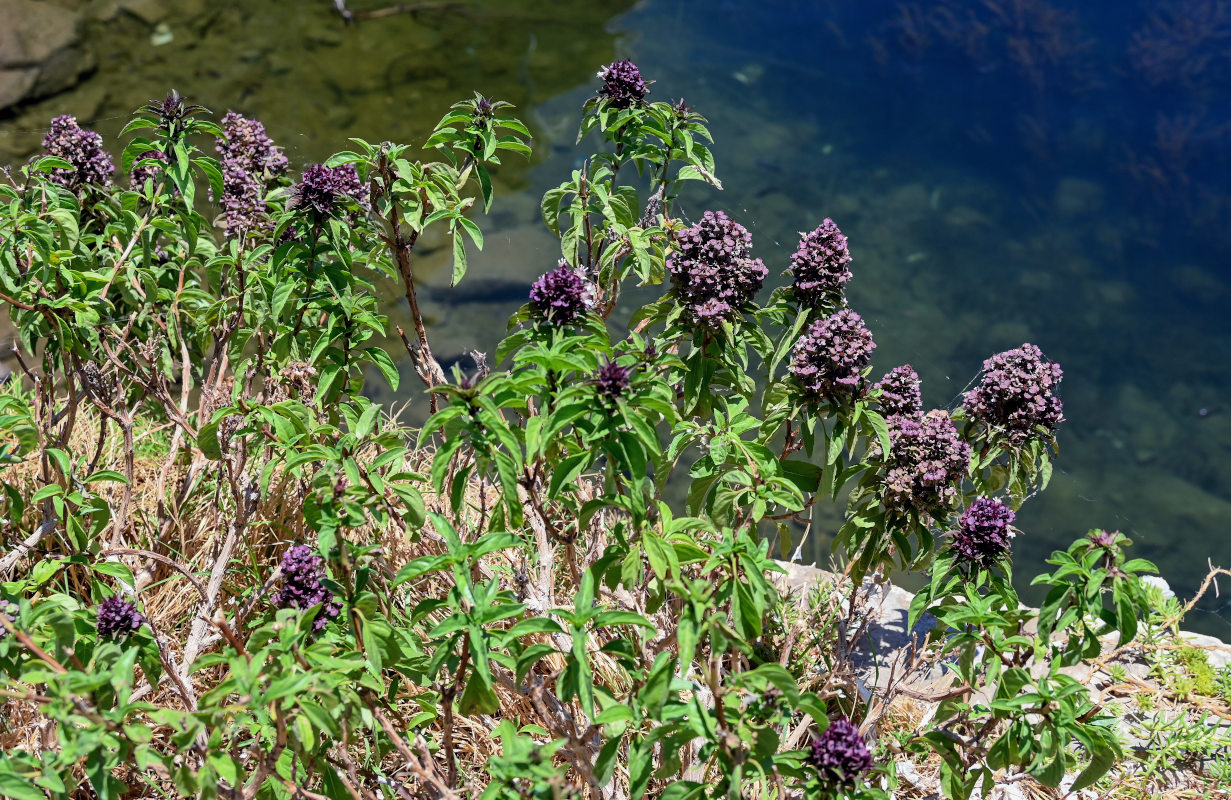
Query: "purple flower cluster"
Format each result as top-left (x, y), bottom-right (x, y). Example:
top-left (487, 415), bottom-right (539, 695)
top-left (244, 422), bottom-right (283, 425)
top-left (875, 365), bottom-right (923, 420)
top-left (274, 545), bottom-right (342, 633)
top-left (220, 162), bottom-right (265, 236)
top-left (790, 219), bottom-right (852, 307)
top-left (217, 112), bottom-right (289, 176)
top-left (128, 148), bottom-right (169, 190)
top-left (883, 410), bottom-right (971, 514)
top-left (790, 310), bottom-right (876, 399)
top-left (595, 358), bottom-right (631, 402)
top-left (96, 596), bottom-right (144, 639)
top-left (597, 60), bottom-right (649, 108)
top-left (950, 497), bottom-right (1017, 570)
top-left (809, 718), bottom-right (873, 789)
top-left (964, 343), bottom-right (1064, 443)
top-left (529, 260), bottom-right (591, 326)
top-left (667, 211), bottom-right (768, 327)
top-left (40, 115), bottom-right (114, 190)
top-left (292, 163), bottom-right (367, 221)
top-left (215, 112), bottom-right (287, 237)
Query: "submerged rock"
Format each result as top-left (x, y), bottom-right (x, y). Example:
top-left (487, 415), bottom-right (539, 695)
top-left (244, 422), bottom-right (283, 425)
top-left (0, 0), bottom-right (95, 112)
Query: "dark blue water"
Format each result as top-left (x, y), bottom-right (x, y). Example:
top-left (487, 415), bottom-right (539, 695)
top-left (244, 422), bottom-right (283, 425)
top-left (584, 0), bottom-right (1231, 634)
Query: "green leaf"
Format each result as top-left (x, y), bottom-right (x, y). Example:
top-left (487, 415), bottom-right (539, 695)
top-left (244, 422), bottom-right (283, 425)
top-left (197, 421), bottom-right (222, 460)
top-left (84, 469), bottom-right (130, 484)
top-left (30, 156), bottom-right (74, 174)
top-left (451, 229), bottom-right (468, 287)
top-left (458, 671), bottom-right (499, 715)
top-left (0, 772), bottom-right (50, 800)
top-left (94, 561), bottom-right (136, 585)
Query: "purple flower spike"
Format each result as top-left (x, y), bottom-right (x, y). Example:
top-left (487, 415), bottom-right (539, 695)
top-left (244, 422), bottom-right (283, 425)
top-left (597, 60), bottom-right (649, 109)
top-left (218, 112), bottom-right (288, 177)
top-left (667, 210), bottom-right (768, 328)
top-left (883, 410), bottom-right (971, 515)
top-left (529, 260), bottom-right (591, 326)
top-left (809, 718), bottom-right (873, 790)
top-left (950, 497), bottom-right (1017, 570)
top-left (964, 343), bottom-right (1063, 443)
top-left (215, 112), bottom-right (288, 237)
top-left (293, 163), bottom-right (367, 221)
top-left (274, 545), bottom-right (342, 633)
top-left (595, 358), bottom-right (631, 402)
top-left (96, 596), bottom-right (144, 639)
top-left (790, 309), bottom-right (876, 400)
top-left (40, 115), bottom-right (114, 190)
top-left (790, 219), bottom-right (852, 307)
top-left (875, 365), bottom-right (922, 420)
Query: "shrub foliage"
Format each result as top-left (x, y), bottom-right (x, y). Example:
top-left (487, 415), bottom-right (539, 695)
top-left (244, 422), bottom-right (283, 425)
top-left (0, 66), bottom-right (1170, 800)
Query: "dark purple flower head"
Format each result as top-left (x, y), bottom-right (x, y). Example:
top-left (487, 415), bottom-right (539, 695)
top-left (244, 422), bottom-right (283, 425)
top-left (595, 358), bottom-right (631, 402)
top-left (950, 497), bottom-right (1017, 570)
top-left (96, 596), bottom-right (144, 639)
top-left (667, 211), bottom-right (768, 327)
top-left (875, 365), bottom-right (922, 420)
top-left (274, 545), bottom-right (342, 633)
top-left (40, 115), bottom-right (114, 190)
top-left (217, 112), bottom-right (288, 177)
top-left (529, 260), bottom-right (591, 326)
top-left (964, 343), bottom-right (1063, 443)
top-left (128, 149), bottom-right (169, 190)
top-left (790, 219), bottom-right (852, 307)
top-left (883, 410), bottom-right (971, 515)
top-left (597, 60), bottom-right (649, 109)
top-left (293, 163), bottom-right (368, 221)
top-left (809, 718), bottom-right (873, 790)
top-left (142, 90), bottom-right (207, 130)
top-left (790, 310), bottom-right (876, 400)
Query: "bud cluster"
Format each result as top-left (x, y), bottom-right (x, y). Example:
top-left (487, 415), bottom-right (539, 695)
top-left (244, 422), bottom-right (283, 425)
top-left (964, 343), bottom-right (1064, 443)
top-left (883, 410), bottom-right (971, 515)
top-left (274, 545), bottom-right (342, 633)
top-left (667, 210), bottom-right (768, 328)
top-left (950, 497), bottom-right (1017, 570)
top-left (529, 260), bottom-right (592, 326)
top-left (790, 309), bottom-right (876, 400)
top-left (789, 219), bottom-right (852, 308)
top-left (597, 60), bottom-right (649, 109)
top-left (96, 596), bottom-right (144, 639)
top-left (808, 718), bottom-right (873, 791)
top-left (874, 365), bottom-right (923, 420)
top-left (40, 115), bottom-right (114, 191)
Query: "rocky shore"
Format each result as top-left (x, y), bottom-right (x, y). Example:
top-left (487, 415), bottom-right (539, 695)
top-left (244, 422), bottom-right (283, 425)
top-left (775, 561), bottom-right (1231, 798)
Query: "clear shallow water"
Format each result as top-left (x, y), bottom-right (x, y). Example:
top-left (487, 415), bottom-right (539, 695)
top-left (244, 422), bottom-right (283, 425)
top-left (3, 0), bottom-right (1230, 635)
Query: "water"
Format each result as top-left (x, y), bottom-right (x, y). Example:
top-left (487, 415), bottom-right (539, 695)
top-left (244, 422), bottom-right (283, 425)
top-left (3, 0), bottom-right (1229, 635)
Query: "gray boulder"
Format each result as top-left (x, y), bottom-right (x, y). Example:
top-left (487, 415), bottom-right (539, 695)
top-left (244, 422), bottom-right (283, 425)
top-left (0, 0), bottom-right (94, 112)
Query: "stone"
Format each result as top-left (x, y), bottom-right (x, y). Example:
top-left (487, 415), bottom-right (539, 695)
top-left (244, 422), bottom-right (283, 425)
top-left (0, 0), bottom-right (93, 111)
top-left (1178, 631), bottom-right (1231, 670)
top-left (0, 68), bottom-right (39, 111)
top-left (117, 0), bottom-right (164, 24)
top-left (1054, 177), bottom-right (1105, 218)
